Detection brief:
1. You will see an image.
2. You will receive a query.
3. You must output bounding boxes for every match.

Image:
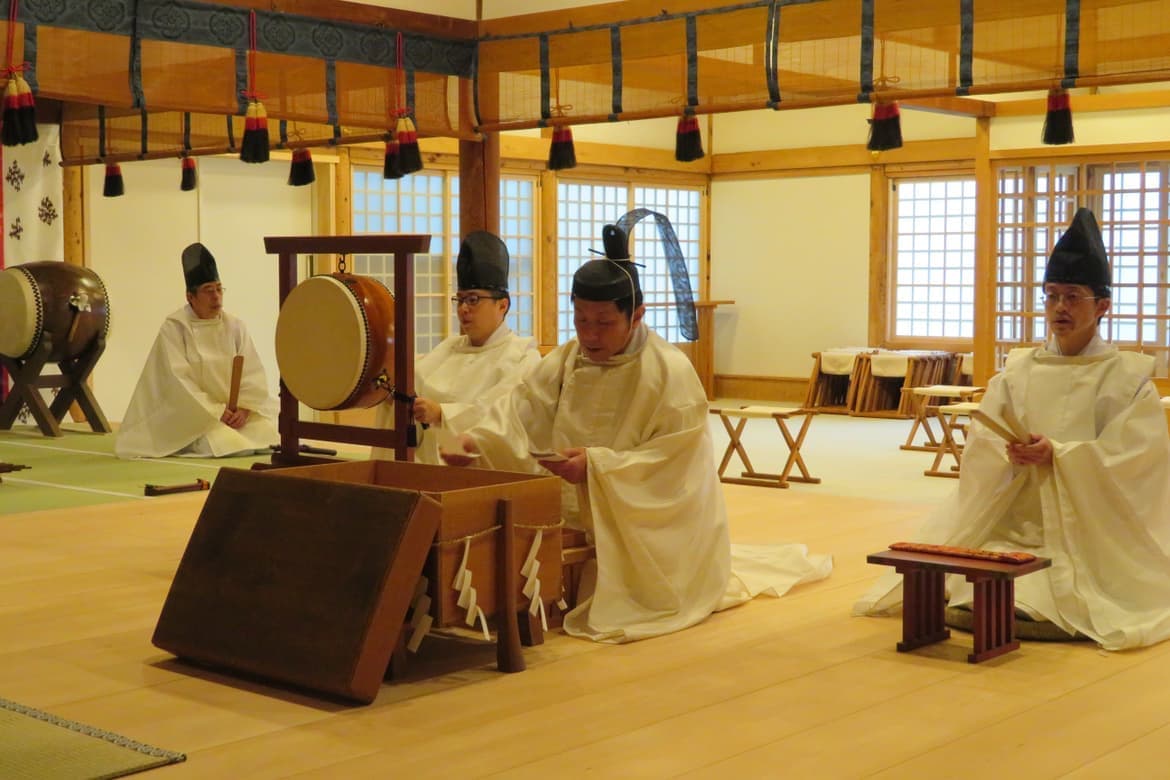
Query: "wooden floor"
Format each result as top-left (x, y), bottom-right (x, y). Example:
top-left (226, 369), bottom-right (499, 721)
top-left (4, 449), bottom-right (1170, 777)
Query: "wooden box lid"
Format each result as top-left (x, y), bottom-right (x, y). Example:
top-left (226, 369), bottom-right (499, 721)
top-left (152, 467), bottom-right (440, 704)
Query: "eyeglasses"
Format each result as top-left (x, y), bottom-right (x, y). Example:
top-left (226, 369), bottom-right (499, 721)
top-left (451, 294), bottom-right (503, 307)
top-left (1043, 292), bottom-right (1096, 307)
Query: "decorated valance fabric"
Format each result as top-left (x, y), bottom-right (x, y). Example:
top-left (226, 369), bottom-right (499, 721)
top-left (0, 0), bottom-right (475, 162)
top-left (474, 0), bottom-right (1170, 130)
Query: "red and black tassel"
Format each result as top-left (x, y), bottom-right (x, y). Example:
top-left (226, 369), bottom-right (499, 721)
top-left (1, 71), bottom-right (37, 146)
top-left (866, 101), bottom-right (903, 151)
top-left (395, 116), bottom-right (422, 174)
top-left (240, 98), bottom-right (270, 163)
top-left (547, 125), bottom-right (577, 171)
top-left (102, 163), bottom-right (124, 198)
top-left (1042, 88), bottom-right (1074, 145)
top-left (287, 147), bottom-right (315, 187)
top-left (674, 114), bottom-right (704, 162)
top-left (179, 154), bottom-right (197, 191)
top-left (383, 133), bottom-right (403, 180)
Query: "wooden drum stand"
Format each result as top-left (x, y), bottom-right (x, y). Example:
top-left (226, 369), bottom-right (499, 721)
top-left (263, 234), bottom-right (429, 466)
top-left (0, 331), bottom-right (111, 437)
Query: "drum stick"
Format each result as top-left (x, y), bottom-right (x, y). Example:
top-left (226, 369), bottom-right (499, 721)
top-left (971, 410), bottom-right (1029, 444)
top-left (227, 354), bottom-right (244, 412)
top-left (144, 478), bottom-right (211, 497)
top-left (1000, 403), bottom-right (1030, 442)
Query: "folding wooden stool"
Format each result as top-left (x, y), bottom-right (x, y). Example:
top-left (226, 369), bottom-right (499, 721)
top-left (710, 406), bottom-right (820, 489)
top-left (900, 385), bottom-right (983, 453)
top-left (924, 401), bottom-right (980, 478)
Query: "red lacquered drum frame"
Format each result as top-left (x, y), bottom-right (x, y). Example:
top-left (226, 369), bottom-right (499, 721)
top-left (264, 235), bottom-right (429, 465)
top-left (0, 262), bottom-right (112, 436)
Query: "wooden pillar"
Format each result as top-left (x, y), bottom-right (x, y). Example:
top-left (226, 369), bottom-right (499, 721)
top-left (972, 116), bottom-right (995, 384)
top-left (62, 164), bottom-right (87, 421)
top-left (459, 134), bottom-right (500, 236)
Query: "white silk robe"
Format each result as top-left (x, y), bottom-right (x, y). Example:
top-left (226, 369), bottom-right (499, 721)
top-left (372, 325), bottom-right (540, 464)
top-left (468, 324), bottom-right (831, 643)
top-left (115, 306), bottom-right (277, 458)
top-left (855, 338), bottom-right (1170, 650)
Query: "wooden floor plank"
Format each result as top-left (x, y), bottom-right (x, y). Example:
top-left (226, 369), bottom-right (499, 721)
top-left (2, 413), bottom-right (1167, 778)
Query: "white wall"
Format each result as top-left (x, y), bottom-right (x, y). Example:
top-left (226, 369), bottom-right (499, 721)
top-left (713, 103), bottom-right (974, 154)
top-left (992, 106), bottom-right (1170, 151)
top-left (710, 175), bottom-right (871, 377)
top-left (88, 156), bottom-right (314, 424)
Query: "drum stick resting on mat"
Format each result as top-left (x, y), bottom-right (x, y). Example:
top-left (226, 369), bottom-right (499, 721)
top-left (145, 478), bottom-right (211, 497)
top-left (227, 354), bottom-right (244, 412)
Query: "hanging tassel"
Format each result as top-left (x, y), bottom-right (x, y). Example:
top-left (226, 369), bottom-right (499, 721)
top-left (867, 101), bottom-right (903, 151)
top-left (395, 116), bottom-right (422, 174)
top-left (179, 154), bottom-right (197, 191)
top-left (1, 71), bottom-right (36, 146)
top-left (1042, 88), bottom-right (1074, 145)
top-left (383, 133), bottom-right (403, 180)
top-left (674, 114), bottom-right (704, 162)
top-left (102, 163), bottom-right (124, 198)
top-left (287, 147), bottom-right (315, 186)
top-left (240, 98), bottom-right (269, 163)
top-left (547, 125), bottom-right (577, 171)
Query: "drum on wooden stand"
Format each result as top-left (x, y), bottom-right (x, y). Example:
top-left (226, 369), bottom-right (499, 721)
top-left (275, 273), bottom-right (396, 410)
top-left (0, 261), bottom-right (111, 361)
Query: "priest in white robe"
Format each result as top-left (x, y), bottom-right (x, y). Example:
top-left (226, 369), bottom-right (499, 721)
top-left (373, 231), bottom-right (540, 464)
top-left (445, 223), bottom-right (831, 643)
top-left (855, 209), bottom-right (1170, 650)
top-left (115, 243), bottom-right (277, 459)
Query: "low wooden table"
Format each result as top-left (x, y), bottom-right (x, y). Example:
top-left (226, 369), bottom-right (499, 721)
top-left (710, 406), bottom-right (820, 489)
top-left (866, 548), bottom-right (1053, 663)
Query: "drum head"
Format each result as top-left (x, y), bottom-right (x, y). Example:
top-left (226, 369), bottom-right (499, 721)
top-left (276, 276), bottom-right (370, 410)
top-left (0, 267), bottom-right (39, 359)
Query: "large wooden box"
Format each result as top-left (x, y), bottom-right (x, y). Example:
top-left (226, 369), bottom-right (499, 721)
top-left (271, 459), bottom-right (563, 629)
top-left (152, 467), bottom-right (441, 704)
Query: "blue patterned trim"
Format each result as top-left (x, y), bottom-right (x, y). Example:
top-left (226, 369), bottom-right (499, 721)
top-left (1, 0), bottom-right (474, 78)
top-left (22, 23), bottom-right (37, 92)
top-left (610, 26), bottom-right (622, 118)
top-left (857, 0), bottom-right (874, 102)
top-left (685, 16), bottom-right (698, 109)
top-left (98, 105), bottom-right (107, 157)
top-left (957, 0), bottom-right (973, 95)
top-left (1062, 0), bottom-right (1080, 89)
top-left (234, 48), bottom-right (247, 114)
top-left (325, 59), bottom-right (338, 126)
top-left (539, 33), bottom-right (550, 121)
top-left (765, 0), bottom-right (781, 107)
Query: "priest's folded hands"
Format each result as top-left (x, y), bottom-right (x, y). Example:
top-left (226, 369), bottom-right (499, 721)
top-left (1006, 434), bottom-right (1053, 466)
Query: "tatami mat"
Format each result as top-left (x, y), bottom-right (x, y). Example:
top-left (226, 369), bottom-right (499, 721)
top-left (0, 425), bottom-right (274, 515)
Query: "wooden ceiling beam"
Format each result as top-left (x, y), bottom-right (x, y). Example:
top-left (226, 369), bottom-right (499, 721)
top-left (901, 96), bottom-right (997, 118)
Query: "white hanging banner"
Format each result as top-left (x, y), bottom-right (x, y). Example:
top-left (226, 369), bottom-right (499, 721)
top-left (2, 124), bottom-right (64, 266)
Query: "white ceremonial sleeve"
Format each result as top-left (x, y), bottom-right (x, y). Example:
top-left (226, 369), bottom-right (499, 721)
top-left (439, 340), bottom-right (541, 436)
top-left (464, 343), bottom-right (568, 474)
top-left (1037, 381), bottom-right (1170, 649)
